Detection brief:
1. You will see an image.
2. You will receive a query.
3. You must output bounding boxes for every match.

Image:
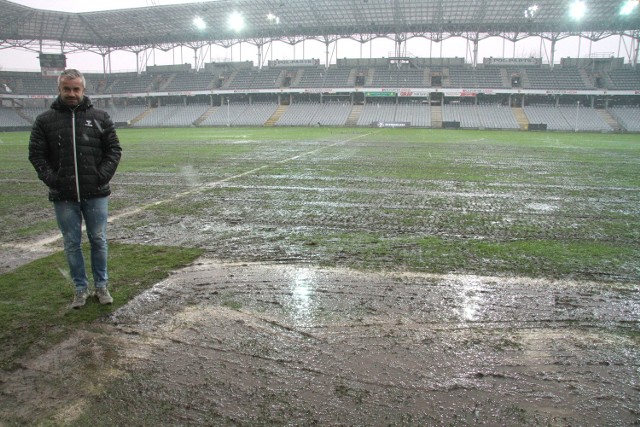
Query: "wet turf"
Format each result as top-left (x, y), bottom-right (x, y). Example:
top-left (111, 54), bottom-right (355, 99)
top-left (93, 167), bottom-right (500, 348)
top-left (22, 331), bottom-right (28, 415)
top-left (1, 127), bottom-right (638, 425)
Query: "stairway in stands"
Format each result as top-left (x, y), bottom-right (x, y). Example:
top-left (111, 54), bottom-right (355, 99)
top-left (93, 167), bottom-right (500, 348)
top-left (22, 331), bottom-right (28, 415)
top-left (596, 109), bottom-right (622, 132)
top-left (265, 105), bottom-right (288, 126)
top-left (512, 107), bottom-right (529, 130)
top-left (129, 108), bottom-right (154, 126)
top-left (431, 105), bottom-right (442, 128)
top-left (193, 106), bottom-right (217, 126)
top-left (13, 106), bottom-right (33, 125)
top-left (346, 104), bottom-right (363, 126)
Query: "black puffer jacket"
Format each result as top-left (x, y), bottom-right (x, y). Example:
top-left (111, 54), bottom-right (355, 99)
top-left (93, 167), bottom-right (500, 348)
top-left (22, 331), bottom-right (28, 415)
top-left (29, 96), bottom-right (122, 202)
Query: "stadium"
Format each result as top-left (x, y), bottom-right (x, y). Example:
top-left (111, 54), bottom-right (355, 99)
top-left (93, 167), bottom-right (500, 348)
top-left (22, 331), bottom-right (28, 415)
top-left (1, 0), bottom-right (640, 131)
top-left (1, 1), bottom-right (639, 425)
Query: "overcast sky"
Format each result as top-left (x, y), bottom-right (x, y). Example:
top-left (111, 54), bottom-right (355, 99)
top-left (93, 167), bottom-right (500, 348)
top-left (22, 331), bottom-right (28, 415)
top-left (0, 0), bottom-right (631, 73)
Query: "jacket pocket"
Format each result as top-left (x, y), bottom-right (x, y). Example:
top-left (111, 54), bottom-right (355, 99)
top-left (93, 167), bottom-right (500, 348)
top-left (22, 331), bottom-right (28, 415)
top-left (46, 170), bottom-right (60, 189)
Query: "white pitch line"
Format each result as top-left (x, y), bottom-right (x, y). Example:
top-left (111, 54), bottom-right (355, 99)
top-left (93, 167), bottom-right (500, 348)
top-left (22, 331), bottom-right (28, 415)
top-left (110, 132), bottom-right (371, 222)
top-left (6, 132), bottom-right (373, 253)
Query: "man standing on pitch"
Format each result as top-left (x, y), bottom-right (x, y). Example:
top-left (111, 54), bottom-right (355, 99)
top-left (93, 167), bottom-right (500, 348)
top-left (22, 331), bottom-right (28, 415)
top-left (29, 69), bottom-right (122, 309)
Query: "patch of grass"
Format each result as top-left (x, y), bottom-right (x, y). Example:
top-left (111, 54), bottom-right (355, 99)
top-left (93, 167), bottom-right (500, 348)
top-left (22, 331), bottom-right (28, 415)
top-left (308, 231), bottom-right (638, 279)
top-left (502, 404), bottom-right (529, 423)
top-left (222, 299), bottom-right (243, 310)
top-left (334, 383), bottom-right (371, 405)
top-left (468, 239), bottom-right (638, 278)
top-left (0, 243), bottom-right (203, 371)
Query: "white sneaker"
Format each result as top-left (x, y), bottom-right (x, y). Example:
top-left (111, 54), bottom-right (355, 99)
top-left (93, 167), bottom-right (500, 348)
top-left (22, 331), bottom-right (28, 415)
top-left (71, 288), bottom-right (91, 309)
top-left (95, 287), bottom-right (113, 305)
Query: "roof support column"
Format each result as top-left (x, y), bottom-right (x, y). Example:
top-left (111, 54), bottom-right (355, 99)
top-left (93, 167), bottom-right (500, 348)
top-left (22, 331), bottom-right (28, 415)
top-left (540, 34), bottom-right (560, 69)
top-left (249, 39), bottom-right (265, 69)
top-left (325, 41), bottom-right (329, 69)
top-left (101, 51), bottom-right (108, 79)
top-left (395, 33), bottom-right (406, 58)
top-left (192, 47), bottom-right (198, 71)
top-left (258, 43), bottom-right (263, 69)
top-left (633, 30), bottom-right (639, 68)
top-left (322, 35), bottom-right (337, 69)
top-left (473, 37), bottom-right (479, 68)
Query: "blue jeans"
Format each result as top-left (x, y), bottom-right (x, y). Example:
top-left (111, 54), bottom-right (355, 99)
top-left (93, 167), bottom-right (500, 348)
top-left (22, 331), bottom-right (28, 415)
top-left (54, 197), bottom-right (109, 291)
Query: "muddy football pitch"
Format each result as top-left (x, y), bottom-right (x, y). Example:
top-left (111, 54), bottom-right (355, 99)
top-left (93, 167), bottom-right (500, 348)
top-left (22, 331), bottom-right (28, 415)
top-left (1, 127), bottom-right (639, 425)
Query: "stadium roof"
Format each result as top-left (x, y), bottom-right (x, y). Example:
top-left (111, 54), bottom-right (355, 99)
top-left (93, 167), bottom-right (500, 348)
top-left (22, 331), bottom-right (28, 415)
top-left (1, 0), bottom-right (639, 53)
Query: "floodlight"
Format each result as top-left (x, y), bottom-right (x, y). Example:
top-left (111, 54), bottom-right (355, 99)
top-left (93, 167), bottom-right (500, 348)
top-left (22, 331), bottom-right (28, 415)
top-left (524, 4), bottom-right (539, 18)
top-left (228, 11), bottom-right (245, 32)
top-left (620, 0), bottom-right (638, 15)
top-left (267, 12), bottom-right (281, 24)
top-left (570, 0), bottom-right (586, 20)
top-left (193, 16), bottom-right (206, 30)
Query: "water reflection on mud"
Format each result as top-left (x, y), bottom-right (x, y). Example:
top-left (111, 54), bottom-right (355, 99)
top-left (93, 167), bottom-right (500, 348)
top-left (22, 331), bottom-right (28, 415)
top-left (2, 260), bottom-right (638, 425)
top-left (288, 268), bottom-right (316, 327)
top-left (97, 261), bottom-right (640, 425)
top-left (452, 275), bottom-right (485, 322)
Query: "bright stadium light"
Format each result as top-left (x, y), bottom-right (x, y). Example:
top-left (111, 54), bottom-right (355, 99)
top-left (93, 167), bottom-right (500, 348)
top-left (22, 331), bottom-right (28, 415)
top-left (620, 0), bottom-right (639, 15)
top-left (570, 0), bottom-right (587, 20)
top-left (524, 4), bottom-right (539, 19)
top-left (193, 16), bottom-right (206, 30)
top-left (228, 11), bottom-right (245, 32)
top-left (267, 13), bottom-right (280, 24)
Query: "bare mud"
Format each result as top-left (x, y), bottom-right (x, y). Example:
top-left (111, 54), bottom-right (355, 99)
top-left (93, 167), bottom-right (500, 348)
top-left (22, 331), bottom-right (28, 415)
top-left (2, 259), bottom-right (638, 425)
top-left (0, 235), bottom-right (60, 274)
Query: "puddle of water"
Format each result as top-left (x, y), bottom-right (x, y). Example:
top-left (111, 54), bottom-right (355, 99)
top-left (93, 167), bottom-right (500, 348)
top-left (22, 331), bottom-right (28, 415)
top-left (526, 203), bottom-right (558, 212)
top-left (288, 268), bottom-right (316, 327)
top-left (452, 275), bottom-right (486, 322)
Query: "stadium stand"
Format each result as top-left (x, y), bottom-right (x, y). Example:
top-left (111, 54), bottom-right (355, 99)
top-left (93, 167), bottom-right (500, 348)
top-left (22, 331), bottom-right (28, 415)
top-left (105, 72), bottom-right (157, 94)
top-left (225, 68), bottom-right (283, 90)
top-left (132, 104), bottom-right (211, 127)
top-left (557, 105), bottom-right (612, 131)
top-left (316, 102), bottom-right (353, 126)
top-left (164, 72), bottom-right (217, 92)
top-left (395, 103), bottom-right (432, 127)
top-left (524, 67), bottom-right (595, 90)
top-left (323, 68), bottom-right (354, 88)
top-left (523, 105), bottom-right (612, 132)
top-left (367, 68), bottom-right (428, 88)
top-left (356, 102), bottom-right (431, 127)
top-left (523, 105), bottom-right (573, 131)
top-left (607, 68), bottom-right (640, 90)
top-left (232, 103), bottom-right (279, 126)
top-left (446, 67), bottom-right (509, 89)
top-left (357, 102), bottom-right (397, 126)
top-left (1, 2), bottom-right (638, 136)
top-left (443, 104), bottom-right (520, 129)
top-left (1, 72), bottom-right (58, 94)
top-left (196, 102), bottom-right (279, 126)
top-left (290, 68), bottom-right (325, 88)
top-left (103, 105), bottom-right (149, 124)
top-left (1, 58), bottom-right (638, 132)
top-left (275, 101), bottom-right (352, 126)
top-left (0, 107), bottom-right (30, 127)
top-left (608, 106), bottom-right (640, 132)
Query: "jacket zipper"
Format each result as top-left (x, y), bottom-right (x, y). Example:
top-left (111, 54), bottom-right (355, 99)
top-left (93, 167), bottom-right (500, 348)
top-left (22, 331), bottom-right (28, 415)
top-left (71, 109), bottom-right (81, 202)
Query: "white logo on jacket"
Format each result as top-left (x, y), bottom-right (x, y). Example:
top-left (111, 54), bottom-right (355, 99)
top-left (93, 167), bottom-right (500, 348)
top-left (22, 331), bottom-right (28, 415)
top-left (85, 120), bottom-right (93, 127)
